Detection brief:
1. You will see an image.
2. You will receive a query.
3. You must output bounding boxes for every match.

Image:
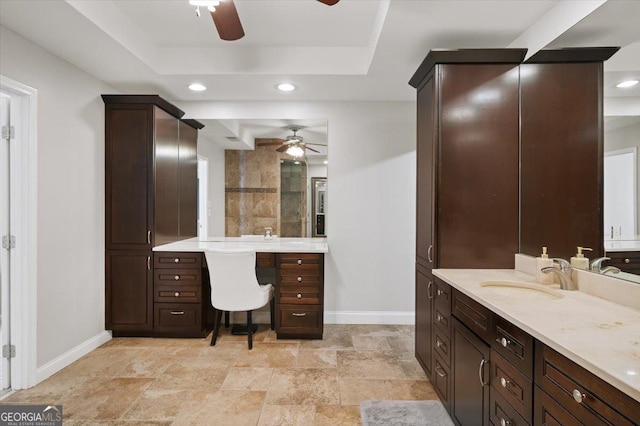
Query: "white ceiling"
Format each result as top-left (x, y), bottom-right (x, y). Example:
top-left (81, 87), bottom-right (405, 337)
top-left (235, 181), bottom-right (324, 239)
top-left (1, 0), bottom-right (638, 144)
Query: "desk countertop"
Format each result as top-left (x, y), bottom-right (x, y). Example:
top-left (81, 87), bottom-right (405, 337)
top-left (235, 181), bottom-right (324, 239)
top-left (153, 237), bottom-right (329, 253)
top-left (433, 268), bottom-right (640, 403)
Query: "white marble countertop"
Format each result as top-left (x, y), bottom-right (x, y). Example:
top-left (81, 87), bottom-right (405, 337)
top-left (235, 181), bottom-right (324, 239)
top-left (433, 268), bottom-right (640, 402)
top-left (153, 237), bottom-right (329, 253)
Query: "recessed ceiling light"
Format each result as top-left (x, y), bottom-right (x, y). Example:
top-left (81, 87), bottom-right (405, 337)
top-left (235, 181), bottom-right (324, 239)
top-left (323, 160), bottom-right (328, 164)
top-left (616, 79), bottom-right (639, 88)
top-left (189, 83), bottom-right (207, 92)
top-left (276, 83), bottom-right (296, 92)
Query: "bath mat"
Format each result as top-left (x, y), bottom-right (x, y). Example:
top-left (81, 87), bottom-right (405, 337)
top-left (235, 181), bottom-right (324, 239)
top-left (360, 400), bottom-right (454, 426)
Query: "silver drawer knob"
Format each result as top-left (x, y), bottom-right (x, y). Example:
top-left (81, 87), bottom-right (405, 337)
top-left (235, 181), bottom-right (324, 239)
top-left (500, 419), bottom-right (510, 426)
top-left (297, 293), bottom-right (302, 299)
top-left (174, 275), bottom-right (180, 280)
top-left (297, 259), bottom-right (302, 265)
top-left (500, 337), bottom-right (509, 347)
top-left (624, 258), bottom-right (630, 263)
top-left (297, 276), bottom-right (302, 282)
top-left (174, 258), bottom-right (180, 263)
top-left (174, 292), bottom-right (180, 297)
top-left (572, 389), bottom-right (585, 403)
top-left (437, 314), bottom-right (443, 322)
top-left (437, 288), bottom-right (443, 296)
top-left (500, 377), bottom-right (509, 388)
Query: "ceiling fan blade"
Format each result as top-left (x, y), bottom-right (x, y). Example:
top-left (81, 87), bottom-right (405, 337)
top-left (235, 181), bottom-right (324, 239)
top-left (211, 0), bottom-right (245, 41)
top-left (276, 145), bottom-right (289, 153)
top-left (305, 146), bottom-right (321, 153)
top-left (317, 0), bottom-right (340, 5)
top-left (304, 143), bottom-right (327, 146)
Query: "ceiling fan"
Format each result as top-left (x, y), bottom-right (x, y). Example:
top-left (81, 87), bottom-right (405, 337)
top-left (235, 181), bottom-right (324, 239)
top-left (189, 0), bottom-right (341, 41)
top-left (275, 126), bottom-right (326, 158)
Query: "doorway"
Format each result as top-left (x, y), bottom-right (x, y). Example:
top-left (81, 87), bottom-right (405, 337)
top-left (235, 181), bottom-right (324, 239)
top-left (197, 156), bottom-right (209, 238)
top-left (604, 148), bottom-right (637, 239)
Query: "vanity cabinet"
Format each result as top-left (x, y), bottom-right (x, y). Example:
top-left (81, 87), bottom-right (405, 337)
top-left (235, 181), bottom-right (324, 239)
top-left (604, 251), bottom-right (640, 274)
top-left (103, 95), bottom-right (203, 336)
top-left (275, 253), bottom-right (324, 339)
top-left (534, 341), bottom-right (640, 426)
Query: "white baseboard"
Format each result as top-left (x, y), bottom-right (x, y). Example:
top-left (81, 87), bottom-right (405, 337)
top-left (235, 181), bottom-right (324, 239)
top-left (228, 311), bottom-right (415, 325)
top-left (35, 331), bottom-right (112, 384)
top-left (324, 311), bottom-right (414, 325)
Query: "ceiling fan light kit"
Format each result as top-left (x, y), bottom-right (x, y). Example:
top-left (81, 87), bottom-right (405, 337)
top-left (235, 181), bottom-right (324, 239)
top-left (191, 0), bottom-right (340, 41)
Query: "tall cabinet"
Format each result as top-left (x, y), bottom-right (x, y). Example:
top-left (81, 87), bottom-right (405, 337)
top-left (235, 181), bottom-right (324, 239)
top-left (103, 95), bottom-right (203, 336)
top-left (410, 49), bottom-right (525, 386)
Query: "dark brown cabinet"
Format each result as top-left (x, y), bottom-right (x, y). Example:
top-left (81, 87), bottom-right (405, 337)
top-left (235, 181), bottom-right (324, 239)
top-left (415, 266), bottom-right (434, 376)
top-left (103, 95), bottom-right (203, 336)
top-left (275, 253), bottom-right (324, 339)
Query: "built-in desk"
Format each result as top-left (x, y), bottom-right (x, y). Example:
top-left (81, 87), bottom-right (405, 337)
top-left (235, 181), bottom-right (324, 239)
top-left (153, 237), bottom-right (329, 339)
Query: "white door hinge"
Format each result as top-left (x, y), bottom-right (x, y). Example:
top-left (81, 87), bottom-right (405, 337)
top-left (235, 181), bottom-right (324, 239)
top-left (2, 235), bottom-right (15, 250)
top-left (2, 344), bottom-right (15, 359)
top-left (1, 125), bottom-right (14, 140)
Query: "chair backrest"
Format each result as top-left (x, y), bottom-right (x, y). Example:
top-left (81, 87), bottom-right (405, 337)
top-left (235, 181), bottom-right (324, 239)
top-left (204, 248), bottom-right (268, 311)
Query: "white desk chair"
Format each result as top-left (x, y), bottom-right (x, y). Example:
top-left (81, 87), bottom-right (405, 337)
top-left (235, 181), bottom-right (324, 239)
top-left (204, 248), bottom-right (274, 349)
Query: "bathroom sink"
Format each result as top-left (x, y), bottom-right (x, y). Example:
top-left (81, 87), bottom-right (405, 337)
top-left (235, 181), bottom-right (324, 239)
top-left (479, 281), bottom-right (563, 300)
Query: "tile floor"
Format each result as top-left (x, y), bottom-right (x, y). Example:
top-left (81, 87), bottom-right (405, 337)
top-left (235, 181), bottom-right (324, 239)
top-left (2, 324), bottom-right (438, 425)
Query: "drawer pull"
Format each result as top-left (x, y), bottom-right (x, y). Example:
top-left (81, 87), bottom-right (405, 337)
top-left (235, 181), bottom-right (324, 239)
top-left (170, 311), bottom-right (185, 315)
top-left (572, 389), bottom-right (585, 403)
top-left (297, 293), bottom-right (302, 299)
top-left (174, 275), bottom-right (180, 280)
top-left (500, 419), bottom-right (510, 426)
top-left (436, 288), bottom-right (443, 296)
top-left (427, 244), bottom-right (433, 263)
top-left (147, 230), bottom-right (151, 244)
top-left (297, 259), bottom-right (302, 265)
top-left (624, 258), bottom-right (630, 263)
top-left (174, 258), bottom-right (180, 263)
top-left (147, 256), bottom-right (151, 271)
top-left (292, 313), bottom-right (307, 317)
top-left (435, 365), bottom-right (447, 378)
top-left (427, 281), bottom-right (434, 300)
top-left (497, 337), bottom-right (511, 348)
top-left (297, 276), bottom-right (302, 282)
top-left (478, 359), bottom-right (489, 386)
top-left (437, 313), bottom-right (444, 322)
top-left (500, 377), bottom-right (509, 388)
top-left (174, 292), bottom-right (180, 297)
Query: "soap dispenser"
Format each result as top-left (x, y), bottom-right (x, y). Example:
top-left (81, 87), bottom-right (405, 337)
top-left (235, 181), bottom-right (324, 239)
top-left (570, 247), bottom-right (592, 270)
top-left (536, 247), bottom-right (555, 285)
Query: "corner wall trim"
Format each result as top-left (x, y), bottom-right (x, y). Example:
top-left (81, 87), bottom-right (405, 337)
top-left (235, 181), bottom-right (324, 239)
top-left (324, 311), bottom-right (414, 325)
top-left (35, 331), bottom-right (112, 384)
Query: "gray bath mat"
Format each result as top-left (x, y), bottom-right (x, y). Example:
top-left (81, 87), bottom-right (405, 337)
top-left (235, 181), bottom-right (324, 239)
top-left (360, 400), bottom-right (454, 426)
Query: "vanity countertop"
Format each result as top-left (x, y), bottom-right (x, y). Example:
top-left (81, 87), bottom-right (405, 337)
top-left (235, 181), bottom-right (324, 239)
top-left (153, 237), bottom-right (329, 253)
top-left (433, 268), bottom-right (640, 402)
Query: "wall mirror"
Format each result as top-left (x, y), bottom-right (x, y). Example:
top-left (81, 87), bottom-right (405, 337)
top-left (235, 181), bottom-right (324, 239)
top-left (199, 119), bottom-right (328, 239)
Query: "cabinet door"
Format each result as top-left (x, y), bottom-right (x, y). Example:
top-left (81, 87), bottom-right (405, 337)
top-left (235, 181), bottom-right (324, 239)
top-left (154, 107), bottom-right (180, 246)
top-left (178, 121), bottom-right (198, 239)
top-left (452, 317), bottom-right (491, 426)
top-left (105, 105), bottom-right (153, 250)
top-left (438, 64), bottom-right (519, 269)
top-left (416, 70), bottom-right (436, 269)
top-left (415, 267), bottom-right (434, 377)
top-left (106, 251), bottom-right (153, 332)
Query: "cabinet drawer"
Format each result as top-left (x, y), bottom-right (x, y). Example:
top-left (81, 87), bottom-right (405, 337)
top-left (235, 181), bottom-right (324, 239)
top-left (257, 252), bottom-right (275, 268)
top-left (493, 315), bottom-right (533, 380)
top-left (433, 327), bottom-right (451, 367)
top-left (434, 278), bottom-right (451, 330)
top-left (279, 273), bottom-right (320, 285)
top-left (535, 341), bottom-right (640, 426)
top-left (154, 252), bottom-right (201, 269)
top-left (605, 251), bottom-right (640, 273)
top-left (277, 253), bottom-right (323, 271)
top-left (155, 285), bottom-right (201, 303)
top-left (491, 350), bottom-right (532, 423)
top-left (154, 303), bottom-right (202, 333)
top-left (534, 386), bottom-right (581, 426)
top-left (452, 289), bottom-right (494, 344)
top-left (490, 389), bottom-right (529, 426)
top-left (278, 286), bottom-right (321, 304)
top-left (433, 355), bottom-right (450, 412)
top-left (154, 269), bottom-right (201, 285)
top-left (276, 304), bottom-right (323, 337)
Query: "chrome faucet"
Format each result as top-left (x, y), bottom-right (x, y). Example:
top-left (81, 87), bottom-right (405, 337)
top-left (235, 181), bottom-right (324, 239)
top-left (590, 257), bottom-right (621, 275)
top-left (541, 258), bottom-right (577, 290)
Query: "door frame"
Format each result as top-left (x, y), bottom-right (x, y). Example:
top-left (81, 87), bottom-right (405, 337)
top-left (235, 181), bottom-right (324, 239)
top-left (0, 75), bottom-right (38, 390)
top-left (197, 155), bottom-right (208, 238)
top-left (604, 147), bottom-right (637, 239)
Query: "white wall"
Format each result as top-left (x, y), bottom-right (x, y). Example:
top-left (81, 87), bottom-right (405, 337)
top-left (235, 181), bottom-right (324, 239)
top-left (178, 101), bottom-right (416, 320)
top-left (0, 26), bottom-right (112, 371)
top-left (605, 121), bottom-right (640, 234)
top-left (197, 138), bottom-right (225, 236)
